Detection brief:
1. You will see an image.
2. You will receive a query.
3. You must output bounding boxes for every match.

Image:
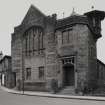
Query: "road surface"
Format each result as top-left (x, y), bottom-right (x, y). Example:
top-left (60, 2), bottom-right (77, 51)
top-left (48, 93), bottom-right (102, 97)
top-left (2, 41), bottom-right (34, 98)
top-left (0, 87), bottom-right (105, 105)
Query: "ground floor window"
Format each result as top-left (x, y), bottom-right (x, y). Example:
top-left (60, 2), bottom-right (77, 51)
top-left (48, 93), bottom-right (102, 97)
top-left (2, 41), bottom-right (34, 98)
top-left (39, 66), bottom-right (44, 80)
top-left (26, 68), bottom-right (31, 80)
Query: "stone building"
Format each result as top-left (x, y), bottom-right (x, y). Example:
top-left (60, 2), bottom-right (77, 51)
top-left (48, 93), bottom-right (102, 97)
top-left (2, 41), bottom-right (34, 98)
top-left (0, 55), bottom-right (16, 88)
top-left (97, 59), bottom-right (105, 87)
top-left (11, 5), bottom-right (105, 93)
top-left (0, 51), bottom-right (3, 81)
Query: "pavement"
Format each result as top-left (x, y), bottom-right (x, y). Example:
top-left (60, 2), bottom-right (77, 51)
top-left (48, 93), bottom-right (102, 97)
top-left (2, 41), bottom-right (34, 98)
top-left (1, 85), bottom-right (105, 101)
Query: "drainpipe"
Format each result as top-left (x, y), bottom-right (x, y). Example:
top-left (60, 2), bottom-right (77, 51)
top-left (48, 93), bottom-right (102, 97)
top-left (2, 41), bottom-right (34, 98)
top-left (21, 36), bottom-right (25, 94)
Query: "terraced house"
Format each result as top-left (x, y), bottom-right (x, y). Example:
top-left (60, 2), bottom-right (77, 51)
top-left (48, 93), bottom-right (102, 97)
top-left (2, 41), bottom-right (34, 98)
top-left (11, 5), bottom-right (105, 94)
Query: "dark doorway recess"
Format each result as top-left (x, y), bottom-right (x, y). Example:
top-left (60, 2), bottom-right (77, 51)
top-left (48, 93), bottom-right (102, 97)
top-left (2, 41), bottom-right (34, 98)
top-left (63, 65), bottom-right (74, 86)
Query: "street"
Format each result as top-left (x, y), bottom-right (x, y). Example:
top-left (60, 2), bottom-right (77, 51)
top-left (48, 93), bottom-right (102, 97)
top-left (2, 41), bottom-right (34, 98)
top-left (0, 87), bottom-right (105, 105)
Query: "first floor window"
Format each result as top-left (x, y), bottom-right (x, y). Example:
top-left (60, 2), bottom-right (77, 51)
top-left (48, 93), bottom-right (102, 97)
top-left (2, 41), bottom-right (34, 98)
top-left (24, 27), bottom-right (45, 56)
top-left (62, 29), bottom-right (73, 44)
top-left (62, 31), bottom-right (68, 44)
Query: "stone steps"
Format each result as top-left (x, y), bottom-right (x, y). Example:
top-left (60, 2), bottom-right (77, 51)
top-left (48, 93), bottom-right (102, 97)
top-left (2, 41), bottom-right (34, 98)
top-left (58, 86), bottom-right (75, 95)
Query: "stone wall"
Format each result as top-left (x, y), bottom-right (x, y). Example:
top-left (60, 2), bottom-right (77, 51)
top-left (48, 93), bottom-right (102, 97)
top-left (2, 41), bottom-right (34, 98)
top-left (11, 33), bottom-right (22, 87)
top-left (87, 29), bottom-right (97, 89)
top-left (55, 24), bottom-right (89, 91)
top-left (75, 25), bottom-right (89, 91)
top-left (11, 5), bottom-right (105, 93)
top-left (24, 56), bottom-right (46, 81)
top-left (45, 18), bottom-right (57, 91)
top-left (11, 5), bottom-right (46, 89)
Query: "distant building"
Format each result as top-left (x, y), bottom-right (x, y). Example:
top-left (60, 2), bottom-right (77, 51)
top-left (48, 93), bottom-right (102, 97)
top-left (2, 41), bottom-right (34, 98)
top-left (0, 51), bottom-right (3, 61)
top-left (97, 59), bottom-right (105, 87)
top-left (0, 55), bottom-right (16, 88)
top-left (0, 51), bottom-right (3, 81)
top-left (11, 5), bottom-right (105, 93)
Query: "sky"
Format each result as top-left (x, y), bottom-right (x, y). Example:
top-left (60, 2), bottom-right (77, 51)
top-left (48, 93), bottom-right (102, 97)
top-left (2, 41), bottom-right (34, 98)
top-left (0, 0), bottom-right (105, 63)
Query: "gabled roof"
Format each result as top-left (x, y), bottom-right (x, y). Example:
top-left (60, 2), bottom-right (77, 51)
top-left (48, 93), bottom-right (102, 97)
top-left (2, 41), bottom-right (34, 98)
top-left (97, 59), bottom-right (105, 67)
top-left (3, 55), bottom-right (11, 59)
top-left (21, 5), bottom-right (46, 24)
top-left (0, 55), bottom-right (11, 63)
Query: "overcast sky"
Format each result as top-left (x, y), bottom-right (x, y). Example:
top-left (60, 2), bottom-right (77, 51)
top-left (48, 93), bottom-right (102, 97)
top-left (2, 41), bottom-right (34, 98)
top-left (0, 0), bottom-right (105, 63)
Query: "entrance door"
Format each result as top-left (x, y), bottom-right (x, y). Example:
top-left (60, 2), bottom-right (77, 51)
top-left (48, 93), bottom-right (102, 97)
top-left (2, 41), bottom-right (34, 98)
top-left (64, 65), bottom-right (74, 86)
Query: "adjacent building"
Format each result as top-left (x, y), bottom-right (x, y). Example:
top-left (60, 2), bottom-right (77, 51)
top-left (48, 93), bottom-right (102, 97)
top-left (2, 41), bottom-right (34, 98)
top-left (0, 55), bottom-right (16, 88)
top-left (11, 5), bottom-right (105, 93)
top-left (0, 51), bottom-right (3, 82)
top-left (97, 59), bottom-right (105, 87)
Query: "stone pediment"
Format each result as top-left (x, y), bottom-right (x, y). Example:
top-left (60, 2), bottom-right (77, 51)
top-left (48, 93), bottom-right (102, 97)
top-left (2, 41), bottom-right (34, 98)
top-left (21, 5), bottom-right (46, 25)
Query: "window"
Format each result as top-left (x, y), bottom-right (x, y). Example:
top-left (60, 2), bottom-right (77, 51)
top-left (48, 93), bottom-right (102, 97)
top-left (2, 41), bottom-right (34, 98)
top-left (25, 37), bottom-right (28, 56)
top-left (38, 31), bottom-right (44, 54)
top-left (26, 68), bottom-right (31, 80)
top-left (33, 28), bottom-right (38, 53)
top-left (39, 66), bottom-right (44, 79)
top-left (62, 29), bottom-right (73, 44)
top-left (24, 27), bottom-right (44, 56)
top-left (62, 31), bottom-right (69, 44)
top-left (68, 30), bottom-right (73, 43)
top-left (39, 32), bottom-right (43, 49)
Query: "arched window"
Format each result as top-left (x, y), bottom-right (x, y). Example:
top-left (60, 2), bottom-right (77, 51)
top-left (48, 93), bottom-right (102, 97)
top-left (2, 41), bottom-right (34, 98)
top-left (24, 26), bottom-right (44, 56)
